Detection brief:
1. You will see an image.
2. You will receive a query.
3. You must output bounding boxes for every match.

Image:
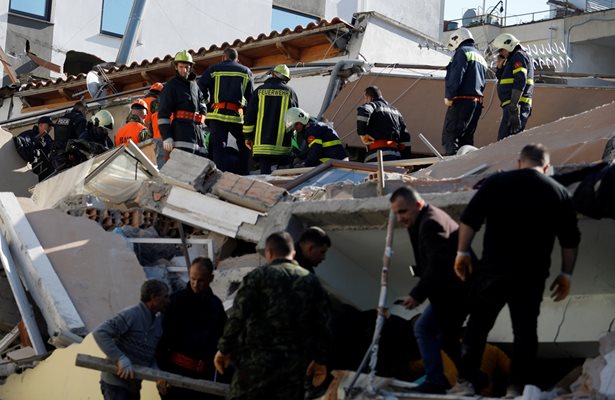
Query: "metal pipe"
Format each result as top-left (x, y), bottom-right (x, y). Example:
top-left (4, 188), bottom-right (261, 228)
top-left (317, 59), bottom-right (366, 120)
top-left (418, 133), bottom-right (445, 160)
top-left (115, 0), bottom-right (147, 65)
top-left (376, 150), bottom-right (385, 196)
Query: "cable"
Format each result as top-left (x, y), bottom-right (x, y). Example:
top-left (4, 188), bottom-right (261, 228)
top-left (553, 297), bottom-right (572, 343)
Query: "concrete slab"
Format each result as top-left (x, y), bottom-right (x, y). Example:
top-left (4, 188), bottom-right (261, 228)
top-left (160, 149), bottom-right (220, 193)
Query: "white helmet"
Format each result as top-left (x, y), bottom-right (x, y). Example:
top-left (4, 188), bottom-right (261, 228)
top-left (448, 28), bottom-right (474, 51)
top-left (91, 110), bottom-right (114, 129)
top-left (284, 107), bottom-right (310, 131)
top-left (493, 33), bottom-right (520, 52)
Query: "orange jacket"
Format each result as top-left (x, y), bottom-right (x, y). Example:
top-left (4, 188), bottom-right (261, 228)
top-left (115, 121), bottom-right (150, 146)
top-left (143, 95), bottom-right (161, 139)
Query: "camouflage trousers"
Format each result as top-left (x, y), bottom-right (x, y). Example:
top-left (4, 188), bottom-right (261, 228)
top-left (228, 350), bottom-right (309, 400)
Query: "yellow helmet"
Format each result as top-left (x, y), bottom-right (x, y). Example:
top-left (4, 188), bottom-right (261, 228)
top-left (174, 50), bottom-right (194, 65)
top-left (272, 64), bottom-right (290, 81)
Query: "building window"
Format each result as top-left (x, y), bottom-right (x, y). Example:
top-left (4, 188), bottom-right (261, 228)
top-left (9, 0), bottom-right (51, 21)
top-left (272, 6), bottom-right (318, 32)
top-left (101, 0), bottom-right (133, 37)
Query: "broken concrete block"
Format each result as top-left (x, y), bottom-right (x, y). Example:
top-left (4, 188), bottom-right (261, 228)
top-left (160, 149), bottom-right (221, 193)
top-left (6, 346), bottom-right (35, 361)
top-left (212, 172), bottom-right (291, 212)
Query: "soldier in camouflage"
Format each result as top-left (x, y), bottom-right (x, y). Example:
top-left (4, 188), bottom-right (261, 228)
top-left (214, 232), bottom-right (331, 400)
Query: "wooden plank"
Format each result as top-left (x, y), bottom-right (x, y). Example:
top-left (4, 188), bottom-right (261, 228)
top-left (76, 354), bottom-right (229, 396)
top-left (0, 193), bottom-right (86, 339)
top-left (0, 233), bottom-right (46, 355)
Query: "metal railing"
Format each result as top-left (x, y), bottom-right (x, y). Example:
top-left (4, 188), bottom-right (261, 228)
top-left (444, 9), bottom-right (553, 31)
top-left (587, 0), bottom-right (615, 11)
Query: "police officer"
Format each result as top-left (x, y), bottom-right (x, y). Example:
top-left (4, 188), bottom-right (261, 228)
top-left (158, 50), bottom-right (208, 157)
top-left (442, 28), bottom-right (488, 156)
top-left (494, 33), bottom-right (534, 140)
top-left (284, 107), bottom-right (347, 167)
top-left (52, 101), bottom-right (88, 169)
top-left (115, 99), bottom-right (151, 146)
top-left (198, 48), bottom-right (253, 175)
top-left (243, 64), bottom-right (299, 174)
top-left (356, 86), bottom-right (411, 162)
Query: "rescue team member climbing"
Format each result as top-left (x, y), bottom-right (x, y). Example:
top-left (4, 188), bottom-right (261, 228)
top-left (442, 27), bottom-right (487, 156)
top-left (356, 86), bottom-right (411, 162)
top-left (115, 99), bottom-right (150, 146)
top-left (142, 82), bottom-right (166, 167)
top-left (243, 64), bottom-right (299, 174)
top-left (284, 107), bottom-right (347, 167)
top-left (158, 50), bottom-right (208, 157)
top-left (494, 33), bottom-right (534, 140)
top-left (198, 47), bottom-right (254, 175)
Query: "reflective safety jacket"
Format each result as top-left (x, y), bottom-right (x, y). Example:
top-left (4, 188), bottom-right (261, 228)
top-left (301, 119), bottom-right (347, 167)
top-left (356, 96), bottom-right (410, 159)
top-left (243, 77), bottom-right (299, 157)
top-left (198, 60), bottom-right (254, 125)
top-left (158, 72), bottom-right (207, 154)
top-left (54, 108), bottom-right (87, 151)
top-left (496, 47), bottom-right (534, 107)
top-left (445, 41), bottom-right (488, 99)
top-left (115, 115), bottom-right (151, 146)
top-left (143, 92), bottom-right (161, 139)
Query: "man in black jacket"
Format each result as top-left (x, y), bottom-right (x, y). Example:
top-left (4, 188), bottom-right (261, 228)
top-left (199, 48), bottom-right (253, 174)
top-left (159, 50), bottom-right (208, 157)
top-left (243, 64), bottom-right (298, 174)
top-left (390, 186), bottom-right (467, 394)
top-left (157, 257), bottom-right (227, 400)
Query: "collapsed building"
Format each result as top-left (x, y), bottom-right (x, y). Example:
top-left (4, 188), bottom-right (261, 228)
top-left (0, 5), bottom-right (614, 400)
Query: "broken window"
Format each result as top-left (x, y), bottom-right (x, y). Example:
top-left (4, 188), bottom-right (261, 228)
top-left (100, 0), bottom-right (133, 37)
top-left (9, 0), bottom-right (51, 21)
top-left (271, 6), bottom-right (318, 32)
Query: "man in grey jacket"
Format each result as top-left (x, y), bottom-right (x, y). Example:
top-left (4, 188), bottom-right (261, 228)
top-left (93, 279), bottom-right (170, 400)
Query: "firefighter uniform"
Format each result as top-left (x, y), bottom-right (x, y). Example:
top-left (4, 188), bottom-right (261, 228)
top-left (301, 120), bottom-right (347, 167)
top-left (199, 59), bottom-right (254, 175)
top-left (115, 114), bottom-right (151, 146)
top-left (243, 76), bottom-right (298, 173)
top-left (496, 48), bottom-right (534, 140)
top-left (158, 71), bottom-right (207, 156)
top-left (442, 42), bottom-right (487, 155)
top-left (356, 97), bottom-right (410, 162)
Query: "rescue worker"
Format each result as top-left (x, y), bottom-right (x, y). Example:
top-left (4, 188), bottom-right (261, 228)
top-left (243, 64), bottom-right (299, 174)
top-left (13, 116), bottom-right (55, 181)
top-left (142, 83), bottom-right (166, 167)
top-left (115, 99), bottom-right (151, 146)
top-left (494, 33), bottom-right (534, 140)
top-left (214, 232), bottom-right (330, 399)
top-left (198, 48), bottom-right (253, 175)
top-left (158, 50), bottom-right (207, 157)
top-left (51, 101), bottom-right (88, 170)
top-left (294, 226), bottom-right (331, 274)
top-left (284, 107), bottom-right (347, 167)
top-left (72, 109), bottom-right (114, 161)
top-left (442, 28), bottom-right (488, 156)
top-left (93, 279), bottom-right (170, 400)
top-left (356, 86), bottom-right (411, 162)
top-left (157, 257), bottom-right (227, 400)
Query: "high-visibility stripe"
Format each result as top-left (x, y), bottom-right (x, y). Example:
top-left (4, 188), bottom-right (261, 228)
top-left (207, 111), bottom-right (243, 124)
top-left (254, 91), bottom-right (267, 146)
top-left (174, 141), bottom-right (206, 153)
top-left (501, 96), bottom-right (532, 107)
top-left (252, 144), bottom-right (291, 155)
top-left (308, 139), bottom-right (323, 147)
top-left (465, 51), bottom-right (488, 68)
top-left (500, 78), bottom-right (514, 84)
top-left (210, 71), bottom-right (251, 105)
top-left (357, 115), bottom-right (369, 122)
top-left (512, 67), bottom-right (527, 75)
top-left (319, 157), bottom-right (331, 163)
top-left (243, 125), bottom-right (254, 134)
top-left (526, 79), bottom-right (534, 85)
top-left (322, 139), bottom-right (342, 148)
top-left (276, 95), bottom-right (289, 147)
top-left (158, 118), bottom-right (171, 125)
top-left (365, 149), bottom-right (399, 162)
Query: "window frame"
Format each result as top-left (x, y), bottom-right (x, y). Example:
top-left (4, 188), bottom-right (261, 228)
top-left (100, 0), bottom-right (132, 38)
top-left (9, 0), bottom-right (52, 21)
top-left (271, 5), bottom-right (319, 31)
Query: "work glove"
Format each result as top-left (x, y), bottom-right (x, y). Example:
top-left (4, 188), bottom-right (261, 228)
top-left (244, 139), bottom-right (253, 151)
top-left (507, 89), bottom-right (523, 134)
top-left (163, 138), bottom-right (174, 152)
top-left (214, 351), bottom-right (231, 375)
top-left (359, 134), bottom-right (375, 146)
top-left (444, 98), bottom-right (453, 107)
top-left (454, 253), bottom-right (473, 282)
top-left (116, 355), bottom-right (134, 380)
top-left (306, 360), bottom-right (327, 387)
top-left (550, 273), bottom-right (571, 302)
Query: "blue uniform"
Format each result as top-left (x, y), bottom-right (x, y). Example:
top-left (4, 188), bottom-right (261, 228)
top-left (301, 120), bottom-right (347, 167)
top-left (496, 47), bottom-right (534, 140)
top-left (442, 41), bottom-right (488, 155)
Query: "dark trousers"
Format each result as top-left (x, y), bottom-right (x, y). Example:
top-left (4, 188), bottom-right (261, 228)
top-left (100, 381), bottom-right (140, 400)
top-left (256, 155), bottom-right (290, 174)
top-left (208, 120), bottom-right (250, 175)
top-left (441, 99), bottom-right (483, 156)
top-left (459, 274), bottom-right (544, 388)
top-left (497, 104), bottom-right (532, 141)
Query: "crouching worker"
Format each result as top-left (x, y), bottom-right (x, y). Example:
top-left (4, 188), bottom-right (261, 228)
top-left (93, 279), bottom-right (170, 400)
top-left (284, 107), bottom-right (347, 167)
top-left (214, 232), bottom-right (331, 400)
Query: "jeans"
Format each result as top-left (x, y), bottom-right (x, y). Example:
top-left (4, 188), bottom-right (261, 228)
top-left (414, 304), bottom-right (451, 387)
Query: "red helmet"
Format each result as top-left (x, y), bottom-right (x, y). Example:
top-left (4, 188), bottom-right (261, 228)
top-left (149, 82), bottom-right (163, 92)
top-left (131, 98), bottom-right (149, 112)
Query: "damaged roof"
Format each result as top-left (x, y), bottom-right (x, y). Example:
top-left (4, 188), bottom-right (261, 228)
top-left (16, 18), bottom-right (353, 112)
